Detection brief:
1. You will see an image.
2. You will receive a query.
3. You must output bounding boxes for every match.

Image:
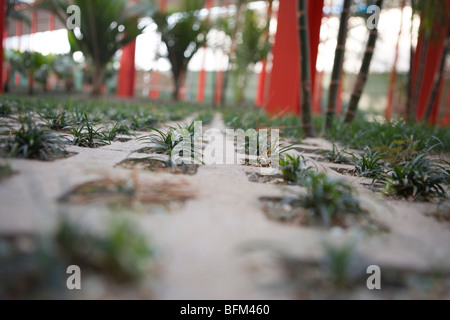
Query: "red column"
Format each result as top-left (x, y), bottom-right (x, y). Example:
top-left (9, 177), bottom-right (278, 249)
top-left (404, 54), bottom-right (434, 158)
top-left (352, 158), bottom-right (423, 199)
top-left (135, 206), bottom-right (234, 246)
top-left (214, 70), bottom-right (224, 105)
top-left (412, 33), bottom-right (446, 122)
top-left (117, 0), bottom-right (137, 98)
top-left (49, 13), bottom-right (55, 31)
top-left (196, 0), bottom-right (212, 103)
top-left (0, 0), bottom-right (5, 94)
top-left (255, 0), bottom-right (274, 107)
top-left (308, 0), bottom-right (324, 113)
top-left (197, 48), bottom-right (207, 102)
top-left (412, 0), bottom-right (450, 123)
top-left (117, 40), bottom-right (136, 97)
top-left (15, 20), bottom-right (22, 86)
top-left (28, 11), bottom-right (38, 92)
top-left (266, 0), bottom-right (323, 115)
top-left (255, 60), bottom-right (268, 106)
top-left (266, 0), bottom-right (300, 115)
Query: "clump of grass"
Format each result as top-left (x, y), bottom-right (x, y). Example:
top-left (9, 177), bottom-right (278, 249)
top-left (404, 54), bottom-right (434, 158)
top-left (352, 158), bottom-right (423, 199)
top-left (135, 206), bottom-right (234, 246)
top-left (56, 216), bottom-right (154, 283)
top-left (130, 113), bottom-right (158, 131)
top-left (103, 121), bottom-right (132, 141)
top-left (7, 115), bottom-right (67, 161)
top-left (0, 163), bottom-right (15, 180)
top-left (195, 109), bottom-right (215, 125)
top-left (70, 113), bottom-right (111, 148)
top-left (318, 144), bottom-right (354, 165)
top-left (137, 122), bottom-right (201, 167)
top-left (300, 173), bottom-right (367, 227)
top-left (280, 154), bottom-right (314, 184)
top-left (0, 216), bottom-right (155, 299)
top-left (380, 154), bottom-right (449, 201)
top-left (0, 101), bottom-right (13, 117)
top-left (38, 109), bottom-right (71, 131)
top-left (355, 147), bottom-right (384, 178)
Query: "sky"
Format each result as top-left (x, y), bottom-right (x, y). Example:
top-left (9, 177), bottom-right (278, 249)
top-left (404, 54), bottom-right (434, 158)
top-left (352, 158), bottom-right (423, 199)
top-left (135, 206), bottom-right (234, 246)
top-left (4, 1), bottom-right (420, 75)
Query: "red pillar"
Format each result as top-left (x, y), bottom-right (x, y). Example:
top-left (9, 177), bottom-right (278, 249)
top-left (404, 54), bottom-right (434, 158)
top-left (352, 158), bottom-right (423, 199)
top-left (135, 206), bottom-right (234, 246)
top-left (412, 1), bottom-right (449, 123)
top-left (266, 0), bottom-right (300, 115)
top-left (197, 48), bottom-right (207, 102)
top-left (28, 10), bottom-right (38, 92)
top-left (266, 0), bottom-right (323, 115)
top-left (15, 20), bottom-right (22, 86)
top-left (255, 0), bottom-right (274, 107)
top-left (0, 0), bottom-right (5, 95)
top-left (214, 70), bottom-right (224, 105)
top-left (196, 0), bottom-right (212, 103)
top-left (117, 40), bottom-right (136, 97)
top-left (412, 33), bottom-right (446, 122)
top-left (117, 0), bottom-right (137, 98)
top-left (308, 0), bottom-right (324, 113)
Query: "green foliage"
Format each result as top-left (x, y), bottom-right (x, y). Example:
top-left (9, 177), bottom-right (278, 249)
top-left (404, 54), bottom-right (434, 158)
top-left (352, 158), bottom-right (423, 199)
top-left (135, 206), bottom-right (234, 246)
top-left (149, 0), bottom-right (209, 99)
top-left (232, 8), bottom-right (270, 102)
top-left (380, 154), bottom-right (449, 201)
top-left (325, 118), bottom-right (449, 155)
top-left (56, 216), bottom-right (154, 283)
top-left (323, 241), bottom-right (357, 288)
top-left (355, 147), bottom-right (384, 178)
top-left (104, 121), bottom-right (132, 141)
top-left (0, 101), bottom-right (13, 117)
top-left (7, 115), bottom-right (67, 160)
top-left (38, 109), bottom-right (71, 131)
top-left (138, 127), bottom-right (180, 157)
top-left (280, 154), bottom-right (314, 184)
top-left (41, 0), bottom-right (143, 94)
top-left (319, 144), bottom-right (354, 165)
top-left (70, 113), bottom-right (111, 148)
top-left (0, 163), bottom-right (14, 180)
top-left (5, 50), bottom-right (51, 90)
top-left (300, 173), bottom-right (366, 227)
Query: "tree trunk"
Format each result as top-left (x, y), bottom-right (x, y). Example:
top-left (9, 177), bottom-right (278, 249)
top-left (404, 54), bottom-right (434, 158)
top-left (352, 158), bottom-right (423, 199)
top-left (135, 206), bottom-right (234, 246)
top-left (406, 39), bottom-right (414, 121)
top-left (27, 71), bottom-right (34, 95)
top-left (172, 69), bottom-right (186, 101)
top-left (345, 0), bottom-right (383, 124)
top-left (409, 33), bottom-right (429, 122)
top-left (385, 0), bottom-right (406, 120)
top-left (324, 0), bottom-right (351, 133)
top-left (424, 27), bottom-right (450, 122)
top-left (91, 64), bottom-right (104, 97)
top-left (221, 0), bottom-right (244, 106)
top-left (298, 0), bottom-right (315, 137)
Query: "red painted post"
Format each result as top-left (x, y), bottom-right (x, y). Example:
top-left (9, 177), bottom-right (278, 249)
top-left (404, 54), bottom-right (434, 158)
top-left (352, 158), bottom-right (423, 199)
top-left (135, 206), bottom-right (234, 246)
top-left (308, 0), bottom-right (324, 114)
top-left (49, 12), bottom-right (55, 31)
top-left (197, 48), bottom-right (207, 102)
top-left (412, 33), bottom-right (446, 122)
top-left (117, 40), bottom-right (137, 97)
top-left (214, 70), bottom-right (224, 105)
top-left (266, 0), bottom-right (300, 115)
top-left (28, 10), bottom-right (38, 93)
top-left (0, 0), bottom-right (5, 94)
top-left (255, 60), bottom-right (267, 106)
top-left (411, 0), bottom-right (450, 122)
top-left (196, 0), bottom-right (212, 103)
top-left (266, 0), bottom-right (323, 115)
top-left (15, 20), bottom-right (22, 86)
top-left (255, 0), bottom-right (273, 107)
top-left (117, 0), bottom-right (136, 98)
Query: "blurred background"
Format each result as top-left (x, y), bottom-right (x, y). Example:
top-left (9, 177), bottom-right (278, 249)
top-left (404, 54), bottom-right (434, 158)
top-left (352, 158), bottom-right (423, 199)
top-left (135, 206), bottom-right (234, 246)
top-left (1, 0), bottom-right (449, 121)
